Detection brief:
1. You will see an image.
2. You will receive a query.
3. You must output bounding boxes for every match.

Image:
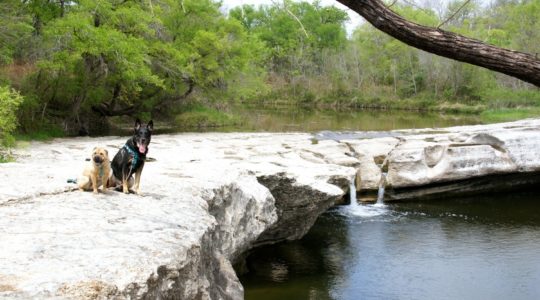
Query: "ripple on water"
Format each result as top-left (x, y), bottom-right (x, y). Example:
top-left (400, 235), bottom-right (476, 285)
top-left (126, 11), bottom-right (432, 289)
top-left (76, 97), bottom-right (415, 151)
top-left (336, 203), bottom-right (394, 222)
top-left (336, 202), bottom-right (433, 224)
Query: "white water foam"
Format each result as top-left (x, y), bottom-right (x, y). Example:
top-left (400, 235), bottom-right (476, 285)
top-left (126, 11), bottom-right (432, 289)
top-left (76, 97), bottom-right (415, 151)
top-left (345, 203), bottom-right (389, 218)
top-left (342, 182), bottom-right (388, 218)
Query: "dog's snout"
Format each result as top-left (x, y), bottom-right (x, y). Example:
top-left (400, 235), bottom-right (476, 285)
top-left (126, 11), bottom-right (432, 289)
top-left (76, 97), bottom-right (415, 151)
top-left (93, 155), bottom-right (103, 163)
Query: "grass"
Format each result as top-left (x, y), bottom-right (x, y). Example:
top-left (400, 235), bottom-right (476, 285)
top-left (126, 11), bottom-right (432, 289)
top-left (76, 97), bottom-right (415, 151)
top-left (14, 125), bottom-right (65, 142)
top-left (175, 105), bottom-right (244, 129)
top-left (0, 153), bottom-right (14, 163)
top-left (0, 125), bottom-right (65, 163)
top-left (483, 88), bottom-right (540, 109)
top-left (434, 102), bottom-right (485, 114)
top-left (254, 93), bottom-right (490, 114)
top-left (254, 82), bottom-right (540, 117)
top-left (0, 140), bottom-right (16, 163)
top-left (480, 108), bottom-right (540, 123)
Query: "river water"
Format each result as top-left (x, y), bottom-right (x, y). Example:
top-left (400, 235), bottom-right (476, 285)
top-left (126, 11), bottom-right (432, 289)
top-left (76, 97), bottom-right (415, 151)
top-left (234, 107), bottom-right (540, 299)
top-left (112, 106), bottom-right (538, 299)
top-left (129, 106), bottom-right (484, 135)
top-left (240, 191), bottom-right (540, 300)
top-left (227, 106), bottom-right (483, 132)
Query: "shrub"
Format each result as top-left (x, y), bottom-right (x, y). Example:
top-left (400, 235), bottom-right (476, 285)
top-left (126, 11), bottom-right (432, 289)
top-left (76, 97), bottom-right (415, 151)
top-left (175, 105), bottom-right (243, 129)
top-left (0, 85), bottom-right (23, 147)
top-left (0, 85), bottom-right (24, 162)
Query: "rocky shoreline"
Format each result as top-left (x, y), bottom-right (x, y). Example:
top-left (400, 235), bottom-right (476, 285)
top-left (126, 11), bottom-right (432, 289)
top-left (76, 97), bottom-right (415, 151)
top-left (1, 119), bottom-right (539, 299)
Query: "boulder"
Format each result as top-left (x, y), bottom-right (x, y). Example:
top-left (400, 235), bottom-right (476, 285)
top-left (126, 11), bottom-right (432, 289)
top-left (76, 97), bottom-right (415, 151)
top-left (337, 119), bottom-right (540, 200)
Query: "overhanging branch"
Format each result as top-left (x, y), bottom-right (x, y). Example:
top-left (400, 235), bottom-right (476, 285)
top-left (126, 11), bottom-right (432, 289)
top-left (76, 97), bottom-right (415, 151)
top-left (337, 0), bottom-right (540, 87)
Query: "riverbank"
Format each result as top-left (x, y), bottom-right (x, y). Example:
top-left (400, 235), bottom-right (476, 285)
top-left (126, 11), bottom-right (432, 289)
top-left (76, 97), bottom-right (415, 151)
top-left (1, 119), bottom-right (540, 299)
top-left (170, 102), bottom-right (540, 131)
top-left (6, 100), bottom-right (540, 145)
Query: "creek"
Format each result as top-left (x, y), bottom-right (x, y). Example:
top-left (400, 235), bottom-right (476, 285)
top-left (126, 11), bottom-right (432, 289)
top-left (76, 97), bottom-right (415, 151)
top-left (234, 107), bottom-right (540, 300)
top-left (226, 105), bottom-right (483, 132)
top-left (240, 191), bottom-right (540, 300)
top-left (108, 106), bottom-right (539, 299)
top-left (109, 106), bottom-right (486, 135)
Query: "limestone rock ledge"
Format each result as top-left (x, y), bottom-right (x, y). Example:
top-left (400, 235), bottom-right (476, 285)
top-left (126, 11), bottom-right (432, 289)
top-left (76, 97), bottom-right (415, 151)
top-left (2, 119), bottom-right (540, 299)
top-left (342, 118), bottom-right (540, 200)
top-left (0, 133), bottom-right (355, 299)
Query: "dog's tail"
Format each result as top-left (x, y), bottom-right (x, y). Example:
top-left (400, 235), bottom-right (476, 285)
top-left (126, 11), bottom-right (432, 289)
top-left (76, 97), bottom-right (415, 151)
top-left (67, 178), bottom-right (78, 184)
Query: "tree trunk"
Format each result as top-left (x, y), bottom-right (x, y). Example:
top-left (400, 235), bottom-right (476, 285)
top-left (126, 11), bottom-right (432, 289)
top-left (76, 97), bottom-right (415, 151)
top-left (337, 0), bottom-right (540, 87)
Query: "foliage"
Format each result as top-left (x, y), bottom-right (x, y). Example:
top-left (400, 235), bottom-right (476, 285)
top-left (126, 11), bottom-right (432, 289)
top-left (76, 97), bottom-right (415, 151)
top-left (230, 1), bottom-right (349, 76)
top-left (481, 108), bottom-right (540, 123)
top-left (174, 105), bottom-right (244, 128)
top-left (0, 0), bottom-right (539, 137)
top-left (0, 86), bottom-right (24, 147)
top-left (2, 0), bottom-right (264, 135)
top-left (231, 0), bottom-right (538, 111)
top-left (0, 1), bottom-right (33, 65)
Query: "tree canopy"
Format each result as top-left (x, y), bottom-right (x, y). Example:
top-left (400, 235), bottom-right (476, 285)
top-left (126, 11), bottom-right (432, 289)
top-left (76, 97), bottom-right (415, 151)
top-left (1, 0), bottom-right (264, 134)
top-left (0, 0), bottom-right (539, 137)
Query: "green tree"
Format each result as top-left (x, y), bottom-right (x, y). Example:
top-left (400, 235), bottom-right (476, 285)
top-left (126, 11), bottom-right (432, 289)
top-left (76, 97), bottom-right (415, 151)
top-left (0, 86), bottom-right (24, 147)
top-left (17, 0), bottom-right (263, 134)
top-left (0, 1), bottom-right (33, 65)
top-left (230, 1), bottom-right (348, 102)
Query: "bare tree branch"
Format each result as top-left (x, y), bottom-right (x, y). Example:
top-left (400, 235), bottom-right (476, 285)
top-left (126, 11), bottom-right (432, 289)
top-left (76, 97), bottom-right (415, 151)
top-left (437, 0), bottom-right (472, 29)
top-left (272, 0), bottom-right (309, 38)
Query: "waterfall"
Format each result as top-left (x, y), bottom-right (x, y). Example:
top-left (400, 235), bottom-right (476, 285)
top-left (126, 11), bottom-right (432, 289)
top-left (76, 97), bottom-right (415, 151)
top-left (377, 172), bottom-right (387, 205)
top-left (349, 182), bottom-right (358, 208)
top-left (343, 177), bottom-right (388, 217)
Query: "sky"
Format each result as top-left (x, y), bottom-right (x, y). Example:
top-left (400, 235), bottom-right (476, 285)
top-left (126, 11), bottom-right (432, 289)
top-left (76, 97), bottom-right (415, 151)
top-left (220, 0), bottom-right (364, 34)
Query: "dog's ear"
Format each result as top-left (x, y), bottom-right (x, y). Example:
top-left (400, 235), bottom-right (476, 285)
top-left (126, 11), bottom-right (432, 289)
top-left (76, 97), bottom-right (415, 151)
top-left (104, 149), bottom-right (108, 155)
top-left (147, 120), bottom-right (153, 132)
top-left (134, 119), bottom-right (142, 131)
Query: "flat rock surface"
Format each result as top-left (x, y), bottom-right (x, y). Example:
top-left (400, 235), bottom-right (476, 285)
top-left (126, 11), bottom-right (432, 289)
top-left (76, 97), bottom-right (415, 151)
top-left (0, 133), bottom-right (354, 299)
top-left (2, 118), bottom-right (540, 299)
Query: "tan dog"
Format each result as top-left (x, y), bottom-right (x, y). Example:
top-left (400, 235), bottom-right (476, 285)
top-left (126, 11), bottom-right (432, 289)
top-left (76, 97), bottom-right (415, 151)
top-left (78, 147), bottom-right (111, 194)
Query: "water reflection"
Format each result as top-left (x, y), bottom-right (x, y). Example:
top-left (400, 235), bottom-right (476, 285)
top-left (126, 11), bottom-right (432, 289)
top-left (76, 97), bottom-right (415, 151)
top-left (230, 106), bottom-right (482, 133)
top-left (241, 213), bottom-right (350, 300)
top-left (241, 192), bottom-right (540, 300)
top-left (108, 107), bottom-right (485, 136)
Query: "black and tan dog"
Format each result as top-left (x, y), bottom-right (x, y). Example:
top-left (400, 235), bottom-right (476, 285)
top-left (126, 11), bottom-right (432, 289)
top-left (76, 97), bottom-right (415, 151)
top-left (110, 119), bottom-right (153, 194)
top-left (78, 147), bottom-right (111, 194)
